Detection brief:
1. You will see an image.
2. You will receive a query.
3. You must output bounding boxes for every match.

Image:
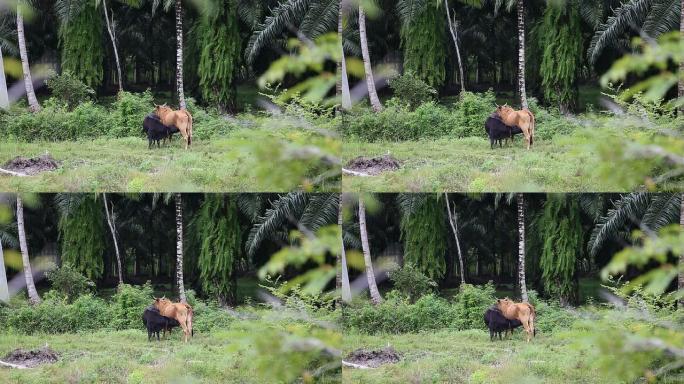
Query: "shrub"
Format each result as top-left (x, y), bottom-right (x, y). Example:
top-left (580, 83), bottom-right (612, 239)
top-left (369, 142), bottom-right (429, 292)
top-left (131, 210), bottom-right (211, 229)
top-left (45, 264), bottom-right (95, 302)
top-left (192, 301), bottom-right (233, 333)
top-left (451, 283), bottom-right (497, 330)
top-left (111, 283), bottom-right (154, 330)
top-left (110, 90), bottom-right (155, 137)
top-left (533, 300), bottom-right (578, 334)
top-left (388, 264), bottom-right (437, 302)
top-left (45, 72), bottom-right (95, 110)
top-left (450, 90), bottom-right (497, 138)
top-left (388, 72), bottom-right (437, 110)
top-left (3, 294), bottom-right (110, 334)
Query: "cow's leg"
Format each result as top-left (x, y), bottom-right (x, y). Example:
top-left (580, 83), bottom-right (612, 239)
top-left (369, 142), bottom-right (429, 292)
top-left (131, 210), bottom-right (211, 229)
top-left (177, 314), bottom-right (189, 342)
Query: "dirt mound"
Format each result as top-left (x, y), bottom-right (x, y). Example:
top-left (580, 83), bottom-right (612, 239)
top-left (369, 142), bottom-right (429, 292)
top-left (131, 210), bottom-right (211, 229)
top-left (2, 154), bottom-right (60, 175)
top-left (344, 346), bottom-right (401, 368)
top-left (344, 154), bottom-right (400, 176)
top-left (2, 346), bottom-right (59, 368)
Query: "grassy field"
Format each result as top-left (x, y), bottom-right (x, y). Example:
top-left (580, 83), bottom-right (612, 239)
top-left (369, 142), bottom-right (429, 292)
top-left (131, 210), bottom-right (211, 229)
top-left (0, 132), bottom-right (340, 192)
top-left (0, 309), bottom-right (342, 383)
top-left (343, 135), bottom-right (612, 192)
top-left (343, 328), bottom-right (613, 383)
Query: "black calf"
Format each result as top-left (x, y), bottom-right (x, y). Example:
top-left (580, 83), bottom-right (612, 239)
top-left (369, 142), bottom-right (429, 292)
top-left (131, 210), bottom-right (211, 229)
top-left (142, 306), bottom-right (181, 341)
top-left (484, 114), bottom-right (523, 149)
top-left (484, 306), bottom-right (523, 341)
top-left (142, 114), bottom-right (178, 149)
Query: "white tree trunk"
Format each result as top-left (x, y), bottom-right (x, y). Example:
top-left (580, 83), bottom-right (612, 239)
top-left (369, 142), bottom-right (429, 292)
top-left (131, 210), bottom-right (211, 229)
top-left (175, 0), bottom-right (186, 110)
top-left (517, 193), bottom-right (528, 302)
top-left (359, 197), bottom-right (382, 304)
top-left (517, 0), bottom-right (528, 109)
top-left (102, 0), bottom-right (123, 93)
top-left (0, 237), bottom-right (9, 303)
top-left (175, 193), bottom-right (187, 303)
top-left (339, 197), bottom-right (352, 303)
top-left (358, 7), bottom-right (382, 112)
top-left (16, 8), bottom-right (40, 112)
top-left (445, 1), bottom-right (465, 94)
top-left (0, 47), bottom-right (9, 109)
top-left (445, 193), bottom-right (465, 285)
top-left (103, 194), bottom-right (123, 286)
top-left (17, 196), bottom-right (40, 304)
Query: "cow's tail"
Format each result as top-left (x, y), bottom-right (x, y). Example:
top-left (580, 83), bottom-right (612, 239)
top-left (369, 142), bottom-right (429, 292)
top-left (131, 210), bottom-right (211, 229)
top-left (526, 109), bottom-right (535, 145)
top-left (185, 110), bottom-right (193, 146)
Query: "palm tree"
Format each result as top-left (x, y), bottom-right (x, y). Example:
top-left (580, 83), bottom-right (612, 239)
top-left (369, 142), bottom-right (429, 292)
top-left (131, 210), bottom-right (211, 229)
top-left (16, 196), bottom-right (41, 304)
top-left (16, 5), bottom-right (41, 112)
top-left (174, 0), bottom-right (186, 109)
top-left (245, 192), bottom-right (339, 258)
top-left (588, 193), bottom-right (682, 257)
top-left (175, 193), bottom-right (187, 302)
top-left (516, 0), bottom-right (528, 109)
top-left (339, 196), bottom-right (351, 303)
top-left (102, 194), bottom-right (123, 286)
top-left (0, 233), bottom-right (9, 303)
top-left (358, 196), bottom-right (382, 304)
top-left (358, 5), bottom-right (382, 112)
top-left (517, 193), bottom-right (528, 302)
top-left (588, 0), bottom-right (682, 65)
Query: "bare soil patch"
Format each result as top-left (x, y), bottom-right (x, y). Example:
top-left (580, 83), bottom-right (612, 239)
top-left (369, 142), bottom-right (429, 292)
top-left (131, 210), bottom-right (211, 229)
top-left (2, 154), bottom-right (60, 175)
top-left (343, 346), bottom-right (401, 368)
top-left (344, 154), bottom-right (401, 176)
top-left (1, 346), bottom-right (59, 368)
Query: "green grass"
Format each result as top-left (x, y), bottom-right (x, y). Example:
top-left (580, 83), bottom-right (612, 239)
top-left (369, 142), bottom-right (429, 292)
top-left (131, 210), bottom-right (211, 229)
top-left (0, 130), bottom-right (340, 192)
top-left (0, 309), bottom-right (342, 383)
top-left (343, 328), bottom-right (612, 383)
top-left (343, 135), bottom-right (610, 192)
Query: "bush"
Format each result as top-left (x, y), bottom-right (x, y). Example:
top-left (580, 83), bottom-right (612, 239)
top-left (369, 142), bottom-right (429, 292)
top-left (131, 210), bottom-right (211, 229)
top-left (3, 294), bottom-right (110, 334)
top-left (388, 72), bottom-right (437, 110)
top-left (45, 72), bottom-right (95, 110)
top-left (191, 301), bottom-right (233, 333)
top-left (533, 300), bottom-right (578, 334)
top-left (111, 283), bottom-right (154, 330)
top-left (344, 91), bottom-right (495, 142)
top-left (45, 264), bottom-right (95, 302)
top-left (450, 91), bottom-right (497, 138)
top-left (110, 91), bottom-right (155, 137)
top-left (451, 283), bottom-right (497, 330)
top-left (388, 264), bottom-right (437, 302)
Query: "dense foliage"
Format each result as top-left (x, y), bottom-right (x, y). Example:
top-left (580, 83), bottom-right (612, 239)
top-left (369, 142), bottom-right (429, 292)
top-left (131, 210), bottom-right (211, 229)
top-left (400, 195), bottom-right (447, 280)
top-left (400, 3), bottom-right (447, 88)
top-left (58, 195), bottom-right (106, 280)
top-left (57, 3), bottom-right (104, 88)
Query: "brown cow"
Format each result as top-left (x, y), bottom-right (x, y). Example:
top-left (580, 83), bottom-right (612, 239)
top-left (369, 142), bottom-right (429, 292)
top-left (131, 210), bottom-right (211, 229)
top-left (153, 297), bottom-right (194, 342)
top-left (154, 105), bottom-right (193, 149)
top-left (496, 105), bottom-right (535, 150)
top-left (496, 298), bottom-right (536, 342)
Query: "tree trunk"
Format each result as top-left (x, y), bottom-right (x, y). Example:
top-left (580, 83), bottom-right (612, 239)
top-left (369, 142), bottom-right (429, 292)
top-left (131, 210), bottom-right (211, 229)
top-left (338, 1), bottom-right (352, 111)
top-left (339, 197), bottom-right (352, 303)
top-left (17, 196), bottom-right (40, 304)
top-left (16, 8), bottom-right (41, 112)
top-left (517, 193), bottom-right (529, 302)
top-left (445, 1), bottom-right (465, 94)
top-left (358, 6), bottom-right (382, 112)
top-left (517, 0), bottom-right (528, 109)
top-left (175, 0), bottom-right (186, 110)
top-left (359, 197), bottom-right (382, 304)
top-left (0, 47), bottom-right (9, 109)
top-left (445, 193), bottom-right (465, 285)
top-left (175, 193), bottom-right (187, 303)
top-left (0, 237), bottom-right (9, 303)
top-left (103, 194), bottom-right (123, 286)
top-left (102, 0), bottom-right (123, 93)
top-left (678, 192), bottom-right (683, 306)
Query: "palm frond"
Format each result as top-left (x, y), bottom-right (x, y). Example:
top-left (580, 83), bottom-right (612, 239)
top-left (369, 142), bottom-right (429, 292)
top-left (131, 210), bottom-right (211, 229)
top-left (299, 193), bottom-right (338, 232)
top-left (642, 0), bottom-right (680, 37)
top-left (587, 0), bottom-right (653, 65)
top-left (642, 193), bottom-right (680, 231)
top-left (244, 0), bottom-right (311, 65)
top-left (396, 193), bottom-right (429, 218)
top-left (245, 192), bottom-right (308, 257)
top-left (587, 192), bottom-right (650, 256)
top-left (395, 0), bottom-right (428, 27)
top-left (299, 0), bottom-right (337, 38)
